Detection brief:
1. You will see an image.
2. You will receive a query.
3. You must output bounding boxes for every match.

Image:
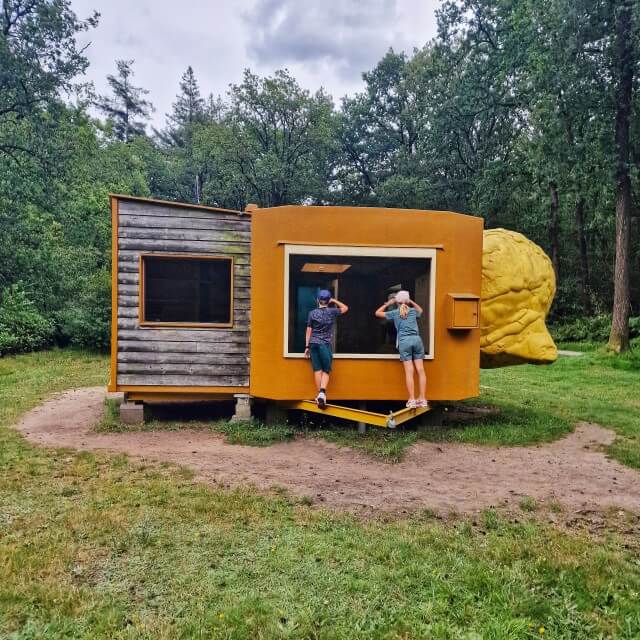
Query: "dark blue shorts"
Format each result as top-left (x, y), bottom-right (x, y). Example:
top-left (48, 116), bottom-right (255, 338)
top-left (310, 343), bottom-right (333, 372)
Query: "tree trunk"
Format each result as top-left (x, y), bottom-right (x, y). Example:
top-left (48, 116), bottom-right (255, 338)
top-left (608, 0), bottom-right (634, 353)
top-left (549, 181), bottom-right (560, 281)
top-left (574, 195), bottom-right (591, 315)
top-left (194, 173), bottom-right (202, 204)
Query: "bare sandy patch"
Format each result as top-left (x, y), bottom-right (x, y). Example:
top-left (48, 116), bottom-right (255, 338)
top-left (15, 387), bottom-right (640, 518)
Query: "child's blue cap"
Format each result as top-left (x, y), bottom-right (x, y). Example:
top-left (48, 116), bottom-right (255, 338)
top-left (318, 289), bottom-right (332, 302)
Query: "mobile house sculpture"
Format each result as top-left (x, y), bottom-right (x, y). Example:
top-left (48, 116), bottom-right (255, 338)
top-left (109, 195), bottom-right (483, 427)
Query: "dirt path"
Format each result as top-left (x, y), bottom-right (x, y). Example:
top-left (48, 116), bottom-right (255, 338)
top-left (15, 387), bottom-right (640, 516)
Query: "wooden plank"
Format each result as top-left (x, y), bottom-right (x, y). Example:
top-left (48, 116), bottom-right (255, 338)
top-left (119, 228), bottom-right (251, 243)
top-left (117, 374), bottom-right (249, 386)
top-left (118, 261), bottom-right (138, 273)
top-left (119, 201), bottom-right (248, 222)
top-left (118, 362), bottom-right (248, 376)
top-left (119, 238), bottom-right (250, 254)
top-left (118, 338), bottom-right (249, 352)
top-left (118, 316), bottom-right (248, 332)
top-left (118, 295), bottom-right (138, 308)
top-left (118, 250), bottom-right (251, 266)
top-left (117, 306), bottom-right (138, 318)
top-left (119, 352), bottom-right (247, 365)
top-left (117, 329), bottom-right (249, 342)
top-left (120, 214), bottom-right (251, 232)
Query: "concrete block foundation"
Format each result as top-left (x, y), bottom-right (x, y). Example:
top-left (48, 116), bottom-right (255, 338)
top-left (120, 401), bottom-right (144, 424)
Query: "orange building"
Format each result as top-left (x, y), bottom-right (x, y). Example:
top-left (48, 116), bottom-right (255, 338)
top-left (109, 195), bottom-right (483, 426)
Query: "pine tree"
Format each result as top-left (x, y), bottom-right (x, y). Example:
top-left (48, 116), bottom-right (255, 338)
top-left (97, 60), bottom-right (153, 142)
top-left (204, 93), bottom-right (226, 123)
top-left (168, 66), bottom-right (205, 128)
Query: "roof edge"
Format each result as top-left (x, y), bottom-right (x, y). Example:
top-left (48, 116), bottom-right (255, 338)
top-left (109, 194), bottom-right (248, 216)
top-left (253, 204), bottom-right (483, 221)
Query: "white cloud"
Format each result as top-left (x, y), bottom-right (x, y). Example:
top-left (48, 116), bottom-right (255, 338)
top-left (70, 0), bottom-right (439, 127)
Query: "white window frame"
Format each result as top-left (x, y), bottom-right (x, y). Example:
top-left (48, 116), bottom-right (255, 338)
top-left (283, 244), bottom-right (436, 360)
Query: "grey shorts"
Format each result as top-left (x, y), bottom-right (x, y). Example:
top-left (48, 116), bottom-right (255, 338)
top-left (398, 335), bottom-right (425, 361)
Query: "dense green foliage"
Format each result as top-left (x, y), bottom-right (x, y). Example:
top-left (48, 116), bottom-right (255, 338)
top-left (0, 284), bottom-right (54, 354)
top-left (1, 0), bottom-right (639, 354)
top-left (552, 315), bottom-right (640, 343)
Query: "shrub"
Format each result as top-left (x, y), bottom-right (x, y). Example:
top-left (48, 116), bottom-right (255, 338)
top-left (57, 269), bottom-right (111, 351)
top-left (0, 284), bottom-right (55, 355)
top-left (551, 315), bottom-right (640, 344)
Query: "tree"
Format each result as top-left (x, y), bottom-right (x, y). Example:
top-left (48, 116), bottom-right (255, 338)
top-left (224, 69), bottom-right (337, 206)
top-left (155, 67), bottom-right (208, 203)
top-left (608, 0), bottom-right (635, 352)
top-left (168, 66), bottom-right (205, 129)
top-left (0, 0), bottom-right (98, 161)
top-left (97, 59), bottom-right (153, 142)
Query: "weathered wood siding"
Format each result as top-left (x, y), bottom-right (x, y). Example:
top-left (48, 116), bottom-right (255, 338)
top-left (116, 200), bottom-right (251, 387)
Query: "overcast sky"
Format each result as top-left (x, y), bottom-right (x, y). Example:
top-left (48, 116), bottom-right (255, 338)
top-left (70, 0), bottom-right (440, 128)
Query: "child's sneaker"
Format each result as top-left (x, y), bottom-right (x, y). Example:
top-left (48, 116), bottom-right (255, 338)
top-left (417, 399), bottom-right (430, 408)
top-left (316, 391), bottom-right (327, 409)
top-left (406, 399), bottom-right (417, 409)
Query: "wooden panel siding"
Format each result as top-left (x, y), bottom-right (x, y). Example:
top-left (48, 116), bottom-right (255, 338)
top-left (119, 228), bottom-right (251, 243)
top-left (117, 200), bottom-right (246, 220)
top-left (115, 198), bottom-right (251, 389)
top-left (120, 214), bottom-right (249, 231)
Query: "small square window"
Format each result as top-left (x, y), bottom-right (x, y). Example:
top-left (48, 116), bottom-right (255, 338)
top-left (140, 255), bottom-right (232, 326)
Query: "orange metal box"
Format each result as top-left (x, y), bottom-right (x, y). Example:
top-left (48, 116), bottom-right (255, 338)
top-left (249, 205), bottom-right (483, 401)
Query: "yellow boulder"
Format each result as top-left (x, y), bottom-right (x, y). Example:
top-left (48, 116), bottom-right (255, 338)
top-left (480, 229), bottom-right (558, 367)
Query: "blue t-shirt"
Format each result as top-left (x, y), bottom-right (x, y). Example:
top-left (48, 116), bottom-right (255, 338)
top-left (307, 307), bottom-right (341, 345)
top-left (385, 307), bottom-right (422, 341)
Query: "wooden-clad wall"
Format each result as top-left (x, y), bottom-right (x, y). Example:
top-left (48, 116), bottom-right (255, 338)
top-left (116, 199), bottom-right (251, 387)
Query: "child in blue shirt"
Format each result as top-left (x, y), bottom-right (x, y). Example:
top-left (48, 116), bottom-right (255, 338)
top-left (375, 290), bottom-right (428, 409)
top-left (304, 289), bottom-right (348, 408)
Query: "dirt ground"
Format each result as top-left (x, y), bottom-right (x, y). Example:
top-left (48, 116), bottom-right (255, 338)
top-left (15, 387), bottom-right (640, 520)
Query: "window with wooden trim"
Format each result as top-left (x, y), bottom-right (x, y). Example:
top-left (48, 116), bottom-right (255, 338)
top-left (140, 254), bottom-right (233, 327)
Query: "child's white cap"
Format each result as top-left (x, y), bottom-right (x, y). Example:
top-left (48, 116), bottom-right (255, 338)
top-left (395, 290), bottom-right (410, 303)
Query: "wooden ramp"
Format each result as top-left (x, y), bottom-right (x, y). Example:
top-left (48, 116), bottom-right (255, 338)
top-left (282, 400), bottom-right (430, 429)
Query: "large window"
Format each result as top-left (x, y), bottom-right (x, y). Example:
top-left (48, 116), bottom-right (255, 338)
top-left (285, 245), bottom-right (436, 358)
top-left (140, 254), bottom-right (233, 327)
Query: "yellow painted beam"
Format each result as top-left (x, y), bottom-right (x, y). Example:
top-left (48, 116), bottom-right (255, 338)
top-left (281, 400), bottom-right (430, 428)
top-left (126, 392), bottom-right (236, 403)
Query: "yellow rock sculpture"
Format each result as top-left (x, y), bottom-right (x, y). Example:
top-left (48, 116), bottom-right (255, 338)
top-left (480, 229), bottom-right (558, 368)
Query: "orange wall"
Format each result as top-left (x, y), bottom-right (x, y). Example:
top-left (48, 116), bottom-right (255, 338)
top-left (250, 206), bottom-right (483, 401)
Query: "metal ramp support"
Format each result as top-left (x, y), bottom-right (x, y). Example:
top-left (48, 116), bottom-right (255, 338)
top-left (281, 400), bottom-right (430, 429)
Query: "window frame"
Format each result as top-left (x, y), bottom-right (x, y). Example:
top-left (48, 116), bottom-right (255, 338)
top-left (138, 252), bottom-right (234, 329)
top-left (283, 244), bottom-right (436, 359)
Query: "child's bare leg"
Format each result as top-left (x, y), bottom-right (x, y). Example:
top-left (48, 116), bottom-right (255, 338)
top-left (402, 360), bottom-right (415, 399)
top-left (314, 370), bottom-right (323, 391)
top-left (413, 358), bottom-right (427, 400)
top-left (320, 372), bottom-right (330, 391)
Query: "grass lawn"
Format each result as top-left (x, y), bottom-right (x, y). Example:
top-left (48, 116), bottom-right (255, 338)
top-left (1, 349), bottom-right (640, 638)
